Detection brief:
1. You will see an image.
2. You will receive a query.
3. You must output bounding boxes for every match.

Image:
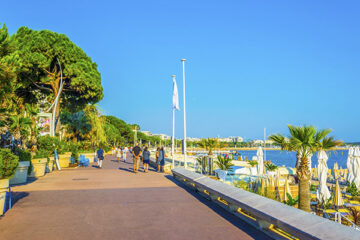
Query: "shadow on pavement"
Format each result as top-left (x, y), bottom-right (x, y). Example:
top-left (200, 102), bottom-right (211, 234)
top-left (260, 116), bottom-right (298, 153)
top-left (10, 177), bottom-right (38, 187)
top-left (118, 167), bottom-right (134, 173)
top-left (164, 175), bottom-right (270, 240)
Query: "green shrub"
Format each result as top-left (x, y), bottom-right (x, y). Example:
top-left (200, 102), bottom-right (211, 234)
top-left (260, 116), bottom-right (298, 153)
top-left (248, 160), bottom-right (258, 167)
top-left (70, 144), bottom-right (79, 164)
top-left (0, 148), bottom-right (19, 179)
top-left (216, 155), bottom-right (234, 171)
top-left (37, 135), bottom-right (59, 156)
top-left (15, 148), bottom-right (32, 174)
top-left (265, 162), bottom-right (278, 171)
top-left (346, 182), bottom-right (359, 197)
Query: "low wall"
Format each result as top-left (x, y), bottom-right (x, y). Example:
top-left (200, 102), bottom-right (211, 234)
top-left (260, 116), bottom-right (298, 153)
top-left (149, 158), bottom-right (172, 173)
top-left (172, 167), bottom-right (360, 240)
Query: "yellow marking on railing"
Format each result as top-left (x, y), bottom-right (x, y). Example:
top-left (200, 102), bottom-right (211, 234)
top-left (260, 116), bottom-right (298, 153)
top-left (203, 190), bottom-right (210, 195)
top-left (237, 208), bottom-right (256, 221)
top-left (217, 197), bottom-right (228, 206)
top-left (269, 225), bottom-right (299, 240)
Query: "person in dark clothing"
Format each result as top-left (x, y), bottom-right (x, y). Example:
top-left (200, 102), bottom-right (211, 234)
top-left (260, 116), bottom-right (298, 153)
top-left (132, 143), bottom-right (142, 173)
top-left (142, 147), bottom-right (150, 173)
top-left (97, 146), bottom-right (104, 169)
top-left (158, 147), bottom-right (167, 172)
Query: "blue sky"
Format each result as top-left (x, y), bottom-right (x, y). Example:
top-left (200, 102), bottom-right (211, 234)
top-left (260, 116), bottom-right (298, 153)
top-left (3, 1), bottom-right (360, 141)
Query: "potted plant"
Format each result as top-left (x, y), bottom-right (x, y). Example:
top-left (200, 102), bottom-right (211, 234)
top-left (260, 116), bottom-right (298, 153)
top-left (265, 162), bottom-right (278, 176)
top-left (10, 149), bottom-right (31, 185)
top-left (248, 160), bottom-right (258, 175)
top-left (215, 155), bottom-right (234, 181)
top-left (0, 149), bottom-right (19, 215)
top-left (196, 156), bottom-right (208, 174)
top-left (31, 150), bottom-right (48, 177)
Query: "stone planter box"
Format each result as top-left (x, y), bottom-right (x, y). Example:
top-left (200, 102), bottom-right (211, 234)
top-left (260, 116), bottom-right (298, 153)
top-left (10, 161), bottom-right (30, 185)
top-left (58, 154), bottom-right (71, 168)
top-left (0, 178), bottom-right (9, 215)
top-left (29, 158), bottom-right (47, 177)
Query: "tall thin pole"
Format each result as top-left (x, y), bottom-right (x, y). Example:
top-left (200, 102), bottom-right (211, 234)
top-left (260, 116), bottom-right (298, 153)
top-left (264, 128), bottom-right (266, 163)
top-left (172, 74), bottom-right (176, 168)
top-left (181, 59), bottom-right (187, 168)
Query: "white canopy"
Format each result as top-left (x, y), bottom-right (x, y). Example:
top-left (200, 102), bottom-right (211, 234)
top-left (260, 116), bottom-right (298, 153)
top-left (353, 147), bottom-right (360, 189)
top-left (347, 147), bottom-right (355, 183)
top-left (316, 150), bottom-right (331, 204)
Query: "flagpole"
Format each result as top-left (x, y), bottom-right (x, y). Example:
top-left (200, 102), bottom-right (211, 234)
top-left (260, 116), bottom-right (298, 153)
top-left (172, 75), bottom-right (176, 168)
top-left (181, 59), bottom-right (187, 168)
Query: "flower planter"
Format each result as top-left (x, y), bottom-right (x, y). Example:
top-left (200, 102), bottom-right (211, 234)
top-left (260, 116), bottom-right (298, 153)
top-left (29, 158), bottom-right (47, 177)
top-left (10, 161), bottom-right (30, 185)
top-left (58, 154), bottom-right (71, 168)
top-left (0, 179), bottom-right (9, 215)
top-left (46, 160), bottom-right (54, 173)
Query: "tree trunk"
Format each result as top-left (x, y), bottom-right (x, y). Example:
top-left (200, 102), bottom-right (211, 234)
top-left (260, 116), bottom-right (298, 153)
top-left (297, 156), bottom-right (311, 212)
top-left (54, 99), bottom-right (60, 133)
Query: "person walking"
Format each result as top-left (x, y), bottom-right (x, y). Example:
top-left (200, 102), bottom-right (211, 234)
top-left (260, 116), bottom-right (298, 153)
top-left (155, 147), bottom-right (160, 171)
top-left (142, 147), bottom-right (150, 173)
top-left (158, 147), bottom-right (167, 172)
top-left (116, 146), bottom-right (121, 162)
top-left (132, 143), bottom-right (142, 173)
top-left (97, 146), bottom-right (104, 169)
top-left (123, 146), bottom-right (128, 162)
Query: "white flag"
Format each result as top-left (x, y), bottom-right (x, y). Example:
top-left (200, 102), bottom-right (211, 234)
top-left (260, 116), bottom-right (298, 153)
top-left (173, 77), bottom-right (180, 110)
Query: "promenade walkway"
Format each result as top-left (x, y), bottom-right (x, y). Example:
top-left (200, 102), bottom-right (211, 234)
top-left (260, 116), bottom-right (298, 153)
top-left (0, 155), bottom-right (270, 240)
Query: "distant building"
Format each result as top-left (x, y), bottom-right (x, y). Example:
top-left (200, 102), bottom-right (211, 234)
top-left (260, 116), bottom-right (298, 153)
top-left (152, 133), bottom-right (171, 140)
top-left (186, 137), bottom-right (201, 142)
top-left (252, 140), bottom-right (264, 145)
top-left (217, 136), bottom-right (243, 142)
top-left (141, 131), bottom-right (152, 136)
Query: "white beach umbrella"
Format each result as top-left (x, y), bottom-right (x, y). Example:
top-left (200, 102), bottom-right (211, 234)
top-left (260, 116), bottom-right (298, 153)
top-left (316, 150), bottom-right (331, 204)
top-left (352, 147), bottom-right (360, 189)
top-left (256, 147), bottom-right (264, 176)
top-left (283, 177), bottom-right (292, 202)
top-left (346, 147), bottom-right (355, 183)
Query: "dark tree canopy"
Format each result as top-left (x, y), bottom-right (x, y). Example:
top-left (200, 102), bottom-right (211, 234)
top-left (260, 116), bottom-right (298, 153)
top-left (13, 27), bottom-right (103, 114)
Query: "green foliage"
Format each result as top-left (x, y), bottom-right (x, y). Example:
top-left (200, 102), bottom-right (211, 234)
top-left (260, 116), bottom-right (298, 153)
top-left (104, 116), bottom-right (133, 143)
top-left (234, 180), bottom-right (250, 191)
top-left (310, 184), bottom-right (317, 192)
top-left (70, 144), bottom-right (79, 164)
top-left (248, 160), bottom-right (258, 167)
top-left (13, 27), bottom-right (103, 113)
top-left (196, 156), bottom-right (208, 174)
top-left (199, 138), bottom-right (218, 155)
top-left (322, 193), bottom-right (334, 209)
top-left (37, 135), bottom-right (59, 156)
top-left (264, 162), bottom-right (278, 171)
top-left (216, 155), bottom-right (234, 171)
top-left (283, 193), bottom-right (298, 206)
top-left (346, 182), bottom-right (359, 197)
top-left (0, 148), bottom-right (19, 179)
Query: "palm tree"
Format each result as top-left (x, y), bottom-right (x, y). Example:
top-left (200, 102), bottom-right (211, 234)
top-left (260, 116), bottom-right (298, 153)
top-left (216, 155), bottom-right (234, 171)
top-left (9, 115), bottom-right (32, 147)
top-left (199, 138), bottom-right (218, 155)
top-left (269, 125), bottom-right (342, 212)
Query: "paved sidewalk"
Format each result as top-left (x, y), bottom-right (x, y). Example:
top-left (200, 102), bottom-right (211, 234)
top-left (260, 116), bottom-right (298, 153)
top-left (0, 155), bottom-right (270, 240)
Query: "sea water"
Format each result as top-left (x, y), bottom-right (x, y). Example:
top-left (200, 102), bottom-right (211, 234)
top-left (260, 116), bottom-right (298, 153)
top-left (236, 150), bottom-right (348, 169)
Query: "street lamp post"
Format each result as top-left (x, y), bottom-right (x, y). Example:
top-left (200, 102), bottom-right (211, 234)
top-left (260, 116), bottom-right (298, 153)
top-left (181, 59), bottom-right (187, 168)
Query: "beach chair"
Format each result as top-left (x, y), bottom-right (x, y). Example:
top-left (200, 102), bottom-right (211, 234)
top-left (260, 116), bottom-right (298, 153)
top-left (79, 155), bottom-right (90, 167)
